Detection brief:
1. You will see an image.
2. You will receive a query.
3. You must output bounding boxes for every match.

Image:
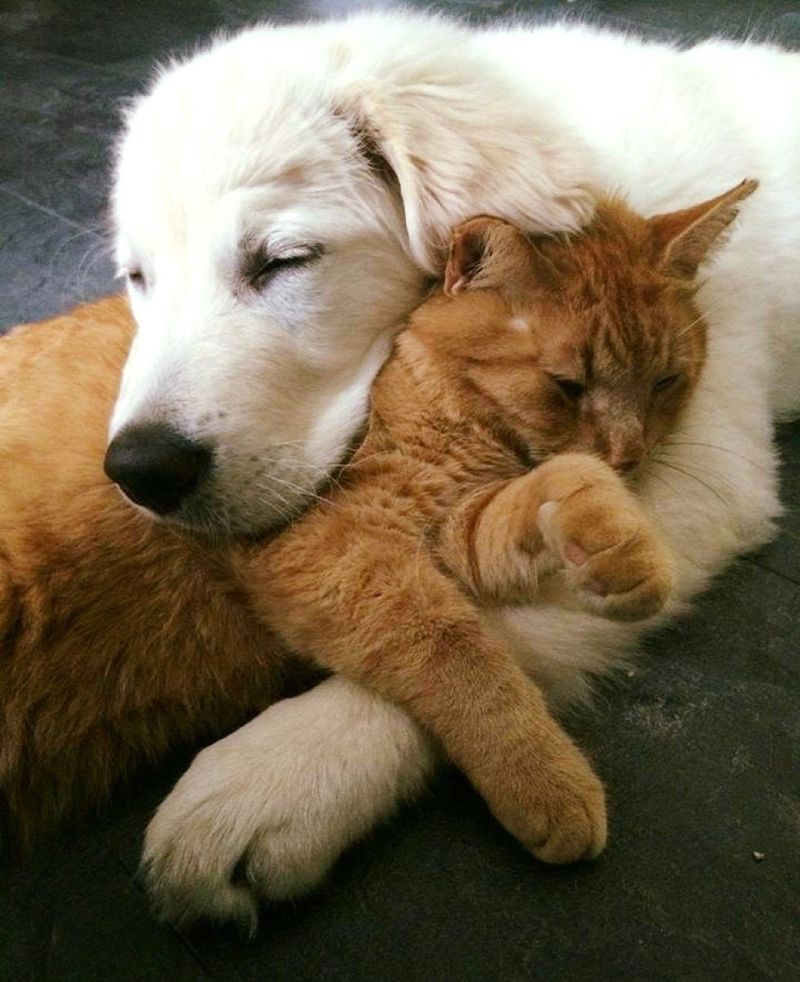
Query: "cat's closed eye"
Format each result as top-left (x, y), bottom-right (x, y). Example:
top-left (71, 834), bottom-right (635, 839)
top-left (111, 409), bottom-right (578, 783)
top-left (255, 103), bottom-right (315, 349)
top-left (652, 373), bottom-right (682, 393)
top-left (551, 376), bottom-right (586, 401)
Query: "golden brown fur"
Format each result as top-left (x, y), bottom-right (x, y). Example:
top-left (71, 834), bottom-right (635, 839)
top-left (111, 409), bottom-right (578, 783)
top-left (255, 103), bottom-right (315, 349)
top-left (0, 180), bottom-right (754, 854)
top-left (0, 298), bottom-right (288, 848)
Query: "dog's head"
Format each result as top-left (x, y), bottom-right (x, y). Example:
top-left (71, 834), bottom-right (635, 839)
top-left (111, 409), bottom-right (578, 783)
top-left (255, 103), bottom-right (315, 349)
top-left (107, 12), bottom-right (595, 535)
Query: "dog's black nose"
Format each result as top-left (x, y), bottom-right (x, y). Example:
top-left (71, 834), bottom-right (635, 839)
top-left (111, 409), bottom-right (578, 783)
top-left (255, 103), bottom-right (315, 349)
top-left (104, 423), bottom-right (212, 515)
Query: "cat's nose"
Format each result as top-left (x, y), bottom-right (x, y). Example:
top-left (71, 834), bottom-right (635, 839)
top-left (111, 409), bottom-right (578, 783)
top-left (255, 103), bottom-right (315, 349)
top-left (607, 433), bottom-right (645, 473)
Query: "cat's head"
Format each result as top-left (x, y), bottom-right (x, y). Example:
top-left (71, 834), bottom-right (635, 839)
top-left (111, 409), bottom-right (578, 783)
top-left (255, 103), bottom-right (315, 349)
top-left (417, 179), bottom-right (757, 472)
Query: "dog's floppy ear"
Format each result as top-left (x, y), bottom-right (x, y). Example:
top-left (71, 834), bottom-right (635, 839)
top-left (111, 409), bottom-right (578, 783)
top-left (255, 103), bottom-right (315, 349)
top-left (338, 64), bottom-right (595, 274)
top-left (649, 179), bottom-right (759, 279)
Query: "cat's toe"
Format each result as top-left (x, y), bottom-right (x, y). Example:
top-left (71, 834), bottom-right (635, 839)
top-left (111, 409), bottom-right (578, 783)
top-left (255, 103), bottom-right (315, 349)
top-left (489, 737), bottom-right (608, 865)
top-left (528, 761), bottom-right (608, 864)
top-left (571, 537), bottom-right (675, 621)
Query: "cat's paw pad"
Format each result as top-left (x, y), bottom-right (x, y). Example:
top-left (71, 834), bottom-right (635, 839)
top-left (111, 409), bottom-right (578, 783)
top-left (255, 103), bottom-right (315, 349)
top-left (538, 495), bottom-right (674, 622)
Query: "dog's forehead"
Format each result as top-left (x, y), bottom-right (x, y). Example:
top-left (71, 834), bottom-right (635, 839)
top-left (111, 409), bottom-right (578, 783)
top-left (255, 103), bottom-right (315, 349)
top-left (114, 36), bottom-right (360, 253)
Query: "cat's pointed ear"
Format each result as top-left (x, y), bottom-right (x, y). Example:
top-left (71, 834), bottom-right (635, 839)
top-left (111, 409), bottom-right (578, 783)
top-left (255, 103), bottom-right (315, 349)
top-left (649, 179), bottom-right (759, 279)
top-left (444, 216), bottom-right (501, 296)
top-left (444, 216), bottom-right (553, 297)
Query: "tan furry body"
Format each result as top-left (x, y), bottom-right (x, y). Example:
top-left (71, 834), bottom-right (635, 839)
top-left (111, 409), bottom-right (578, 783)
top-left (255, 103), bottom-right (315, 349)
top-left (244, 321), bottom-right (614, 861)
top-left (0, 297), bottom-right (286, 846)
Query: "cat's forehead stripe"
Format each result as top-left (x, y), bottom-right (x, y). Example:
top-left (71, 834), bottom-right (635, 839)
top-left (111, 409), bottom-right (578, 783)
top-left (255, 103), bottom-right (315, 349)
top-left (579, 311), bottom-right (675, 381)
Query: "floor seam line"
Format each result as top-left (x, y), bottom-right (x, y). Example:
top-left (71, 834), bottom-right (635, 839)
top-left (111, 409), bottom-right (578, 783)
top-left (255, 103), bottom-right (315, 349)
top-left (0, 39), bottom-right (147, 81)
top-left (743, 553), bottom-right (800, 588)
top-left (0, 184), bottom-right (101, 235)
top-left (115, 853), bottom-right (217, 980)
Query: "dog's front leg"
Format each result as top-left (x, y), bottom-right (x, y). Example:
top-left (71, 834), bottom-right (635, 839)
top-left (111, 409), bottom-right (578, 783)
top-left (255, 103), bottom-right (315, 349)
top-left (141, 676), bottom-right (436, 933)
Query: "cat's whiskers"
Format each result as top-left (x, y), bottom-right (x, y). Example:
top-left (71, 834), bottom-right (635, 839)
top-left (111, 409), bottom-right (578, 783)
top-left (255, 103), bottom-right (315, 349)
top-left (660, 439), bottom-right (768, 473)
top-left (654, 451), bottom-right (800, 546)
top-left (649, 455), bottom-right (735, 510)
top-left (676, 290), bottom-right (742, 339)
top-left (676, 312), bottom-right (707, 339)
top-left (656, 450), bottom-right (745, 497)
top-left (638, 464), bottom-right (689, 509)
top-left (654, 447), bottom-right (728, 484)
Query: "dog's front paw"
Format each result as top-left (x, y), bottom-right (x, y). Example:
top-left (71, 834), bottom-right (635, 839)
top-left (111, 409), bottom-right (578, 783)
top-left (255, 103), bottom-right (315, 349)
top-left (141, 744), bottom-right (339, 935)
top-left (142, 753), bottom-right (337, 935)
top-left (140, 679), bottom-right (434, 932)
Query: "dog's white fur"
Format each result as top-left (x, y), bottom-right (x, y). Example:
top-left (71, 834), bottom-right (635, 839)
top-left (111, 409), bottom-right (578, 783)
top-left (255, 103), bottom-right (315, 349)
top-left (142, 677), bottom-right (435, 933)
top-left (113, 12), bottom-right (800, 926)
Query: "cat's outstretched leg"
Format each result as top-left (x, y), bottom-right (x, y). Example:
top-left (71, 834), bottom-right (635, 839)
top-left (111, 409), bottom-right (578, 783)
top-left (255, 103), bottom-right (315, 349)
top-left (438, 453), bottom-right (674, 621)
top-left (246, 538), bottom-right (607, 869)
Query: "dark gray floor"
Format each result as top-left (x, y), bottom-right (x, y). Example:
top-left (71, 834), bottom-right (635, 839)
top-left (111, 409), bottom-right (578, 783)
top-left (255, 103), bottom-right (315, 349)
top-left (1, 2), bottom-right (799, 980)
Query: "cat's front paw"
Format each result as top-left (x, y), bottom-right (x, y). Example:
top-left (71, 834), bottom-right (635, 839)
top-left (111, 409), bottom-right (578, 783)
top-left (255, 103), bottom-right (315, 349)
top-left (484, 733), bottom-right (607, 864)
top-left (536, 456), bottom-right (674, 621)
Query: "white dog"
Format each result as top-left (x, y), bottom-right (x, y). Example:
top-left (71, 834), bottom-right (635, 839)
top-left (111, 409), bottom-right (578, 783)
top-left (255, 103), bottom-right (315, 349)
top-left (107, 12), bottom-right (800, 929)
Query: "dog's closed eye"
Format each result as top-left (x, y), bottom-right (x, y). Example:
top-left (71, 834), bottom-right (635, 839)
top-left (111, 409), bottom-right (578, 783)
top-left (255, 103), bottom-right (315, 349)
top-left (243, 244), bottom-right (324, 292)
top-left (119, 267), bottom-right (147, 291)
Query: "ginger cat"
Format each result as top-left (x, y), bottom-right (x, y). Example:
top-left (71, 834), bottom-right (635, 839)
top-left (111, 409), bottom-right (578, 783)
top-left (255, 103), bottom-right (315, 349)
top-left (241, 179), bottom-right (757, 863)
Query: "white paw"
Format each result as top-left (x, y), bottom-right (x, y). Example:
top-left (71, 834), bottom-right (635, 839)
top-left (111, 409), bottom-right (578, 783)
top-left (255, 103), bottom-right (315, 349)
top-left (140, 677), bottom-right (435, 933)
